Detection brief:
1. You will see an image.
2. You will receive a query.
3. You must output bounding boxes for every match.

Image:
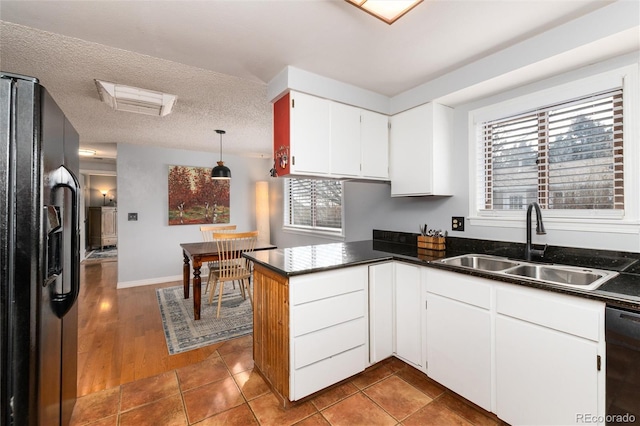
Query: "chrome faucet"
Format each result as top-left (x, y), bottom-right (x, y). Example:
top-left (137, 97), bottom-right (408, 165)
top-left (525, 202), bottom-right (547, 261)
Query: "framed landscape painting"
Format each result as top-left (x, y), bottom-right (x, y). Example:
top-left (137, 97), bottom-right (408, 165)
top-left (168, 165), bottom-right (230, 225)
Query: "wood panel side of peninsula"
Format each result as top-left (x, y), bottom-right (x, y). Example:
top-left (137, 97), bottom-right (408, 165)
top-left (252, 263), bottom-right (290, 405)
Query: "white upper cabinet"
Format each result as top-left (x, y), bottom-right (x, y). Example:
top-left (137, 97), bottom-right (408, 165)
top-left (360, 109), bottom-right (389, 179)
top-left (389, 102), bottom-right (453, 196)
top-left (328, 101), bottom-right (389, 180)
top-left (290, 91), bottom-right (331, 175)
top-left (330, 101), bottom-right (361, 177)
top-left (274, 91), bottom-right (389, 180)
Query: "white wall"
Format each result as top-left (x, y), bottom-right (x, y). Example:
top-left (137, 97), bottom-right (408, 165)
top-left (117, 143), bottom-right (271, 287)
top-left (269, 178), bottom-right (392, 248)
top-left (86, 175), bottom-right (117, 207)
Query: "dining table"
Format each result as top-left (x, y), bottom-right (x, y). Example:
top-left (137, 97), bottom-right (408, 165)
top-left (180, 240), bottom-right (276, 320)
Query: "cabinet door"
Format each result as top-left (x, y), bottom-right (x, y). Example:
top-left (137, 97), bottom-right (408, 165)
top-left (88, 208), bottom-right (101, 249)
top-left (290, 92), bottom-right (330, 175)
top-left (496, 315), bottom-right (600, 425)
top-left (394, 262), bottom-right (423, 367)
top-left (426, 293), bottom-right (492, 411)
top-left (361, 110), bottom-right (389, 179)
top-left (330, 102), bottom-right (361, 177)
top-left (369, 263), bottom-right (394, 364)
top-left (102, 208), bottom-right (117, 238)
top-left (390, 104), bottom-right (431, 196)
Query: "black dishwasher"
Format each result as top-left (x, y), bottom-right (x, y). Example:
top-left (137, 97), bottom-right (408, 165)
top-left (606, 306), bottom-right (640, 424)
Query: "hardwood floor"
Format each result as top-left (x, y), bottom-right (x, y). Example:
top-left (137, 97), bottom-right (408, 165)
top-left (77, 259), bottom-right (219, 397)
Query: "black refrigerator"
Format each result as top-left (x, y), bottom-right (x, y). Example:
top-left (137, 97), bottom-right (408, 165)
top-left (1, 73), bottom-right (81, 425)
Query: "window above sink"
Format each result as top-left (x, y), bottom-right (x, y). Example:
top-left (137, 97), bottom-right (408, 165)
top-left (467, 64), bottom-right (640, 237)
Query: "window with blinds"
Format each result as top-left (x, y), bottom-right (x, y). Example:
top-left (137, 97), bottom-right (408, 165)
top-left (481, 88), bottom-right (623, 211)
top-left (284, 178), bottom-right (343, 233)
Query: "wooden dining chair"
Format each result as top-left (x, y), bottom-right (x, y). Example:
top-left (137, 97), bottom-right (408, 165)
top-left (199, 224), bottom-right (237, 241)
top-left (199, 224), bottom-right (237, 293)
top-left (208, 231), bottom-right (258, 318)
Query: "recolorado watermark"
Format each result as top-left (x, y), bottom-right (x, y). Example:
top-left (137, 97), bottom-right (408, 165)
top-left (577, 413), bottom-right (636, 424)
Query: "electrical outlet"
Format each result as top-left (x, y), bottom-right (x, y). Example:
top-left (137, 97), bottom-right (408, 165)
top-left (452, 216), bottom-right (464, 231)
top-left (128, 213), bottom-right (138, 221)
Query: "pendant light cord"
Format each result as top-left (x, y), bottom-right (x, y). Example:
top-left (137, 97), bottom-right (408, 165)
top-left (215, 129), bottom-right (226, 162)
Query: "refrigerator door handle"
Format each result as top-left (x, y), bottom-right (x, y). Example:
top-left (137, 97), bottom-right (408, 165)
top-left (49, 165), bottom-right (81, 318)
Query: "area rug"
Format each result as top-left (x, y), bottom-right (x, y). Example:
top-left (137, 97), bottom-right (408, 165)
top-left (85, 247), bottom-right (117, 262)
top-left (156, 282), bottom-right (253, 355)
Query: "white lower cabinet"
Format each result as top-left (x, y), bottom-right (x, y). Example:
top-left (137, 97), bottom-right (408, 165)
top-left (495, 285), bottom-right (605, 426)
top-left (369, 262), bottom-right (425, 369)
top-left (368, 263), bottom-right (605, 424)
top-left (423, 268), bottom-right (605, 424)
top-left (425, 269), bottom-right (492, 411)
top-left (395, 262), bottom-right (424, 368)
top-left (289, 266), bottom-right (368, 400)
top-left (369, 262), bottom-right (394, 363)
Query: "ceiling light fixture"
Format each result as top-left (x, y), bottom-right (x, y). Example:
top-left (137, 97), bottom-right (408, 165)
top-left (345, 0), bottom-right (423, 24)
top-left (94, 79), bottom-right (177, 116)
top-left (78, 148), bottom-right (96, 157)
top-left (211, 129), bottom-right (231, 180)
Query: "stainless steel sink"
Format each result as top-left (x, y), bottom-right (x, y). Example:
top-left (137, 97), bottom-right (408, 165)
top-left (438, 254), bottom-right (520, 272)
top-left (503, 264), bottom-right (617, 290)
top-left (436, 253), bottom-right (618, 291)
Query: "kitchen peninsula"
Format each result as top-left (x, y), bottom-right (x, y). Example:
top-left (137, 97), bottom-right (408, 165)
top-left (244, 232), bottom-right (640, 424)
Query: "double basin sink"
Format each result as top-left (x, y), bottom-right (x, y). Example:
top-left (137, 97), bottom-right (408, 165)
top-left (436, 254), bottom-right (618, 291)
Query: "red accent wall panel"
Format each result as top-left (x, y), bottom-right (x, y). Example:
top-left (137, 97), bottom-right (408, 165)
top-left (273, 93), bottom-right (291, 176)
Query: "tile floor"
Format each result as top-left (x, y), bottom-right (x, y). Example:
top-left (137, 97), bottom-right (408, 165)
top-left (70, 334), bottom-right (504, 426)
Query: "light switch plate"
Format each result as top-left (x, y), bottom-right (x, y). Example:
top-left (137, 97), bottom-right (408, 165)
top-left (452, 216), bottom-right (464, 231)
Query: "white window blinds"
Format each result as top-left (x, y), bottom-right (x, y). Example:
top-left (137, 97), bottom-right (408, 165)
top-left (481, 88), bottom-right (623, 211)
top-left (285, 178), bottom-right (343, 232)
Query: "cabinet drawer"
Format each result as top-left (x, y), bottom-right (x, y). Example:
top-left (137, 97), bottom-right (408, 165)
top-left (101, 237), bottom-right (117, 246)
top-left (292, 344), bottom-right (366, 400)
top-left (496, 285), bottom-right (603, 341)
top-left (292, 290), bottom-right (365, 337)
top-left (425, 269), bottom-right (491, 309)
top-left (290, 266), bottom-right (366, 306)
top-left (294, 317), bottom-right (366, 369)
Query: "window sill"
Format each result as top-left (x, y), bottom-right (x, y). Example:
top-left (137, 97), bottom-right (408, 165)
top-left (468, 216), bottom-right (640, 235)
top-left (282, 226), bottom-right (345, 241)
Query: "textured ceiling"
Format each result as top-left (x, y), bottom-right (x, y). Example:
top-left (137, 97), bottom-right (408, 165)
top-left (0, 0), bottom-right (627, 160)
top-left (1, 23), bottom-right (272, 159)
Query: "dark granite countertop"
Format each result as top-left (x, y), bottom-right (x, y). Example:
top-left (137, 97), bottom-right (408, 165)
top-left (245, 240), bottom-right (400, 275)
top-left (244, 233), bottom-right (640, 311)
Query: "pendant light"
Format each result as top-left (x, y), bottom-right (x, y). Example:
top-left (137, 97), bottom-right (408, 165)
top-left (211, 129), bottom-right (231, 179)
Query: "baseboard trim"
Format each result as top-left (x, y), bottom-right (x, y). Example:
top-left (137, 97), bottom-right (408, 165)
top-left (116, 267), bottom-right (212, 289)
top-left (117, 274), bottom-right (184, 289)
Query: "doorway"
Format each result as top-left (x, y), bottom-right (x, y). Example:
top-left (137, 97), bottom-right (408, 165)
top-left (79, 173), bottom-right (117, 260)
